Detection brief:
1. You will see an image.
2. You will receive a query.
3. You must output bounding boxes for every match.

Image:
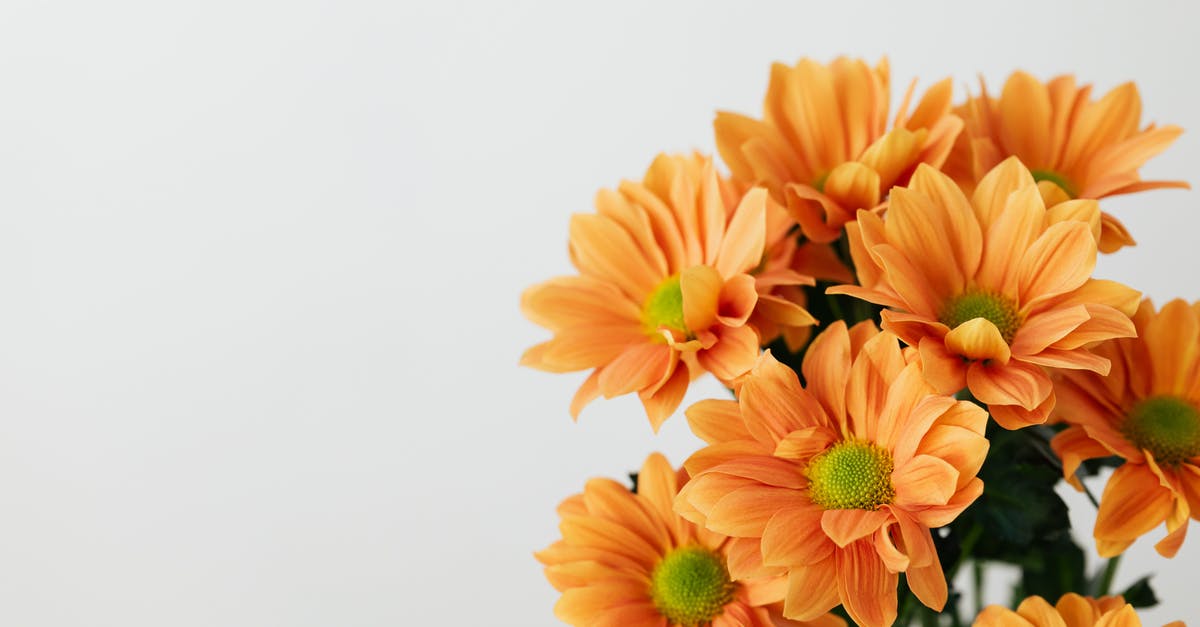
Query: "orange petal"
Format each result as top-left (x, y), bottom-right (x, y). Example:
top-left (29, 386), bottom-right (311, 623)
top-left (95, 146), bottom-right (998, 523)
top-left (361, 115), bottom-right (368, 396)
top-left (740, 351), bottom-right (829, 444)
top-left (944, 318), bottom-right (1012, 365)
top-left (640, 364), bottom-right (690, 432)
top-left (598, 343), bottom-right (674, 398)
top-left (686, 399), bottom-right (751, 444)
top-left (716, 188), bottom-right (768, 277)
top-left (966, 360), bottom-right (1051, 411)
top-left (822, 161), bottom-right (882, 212)
top-left (774, 426), bottom-right (837, 462)
top-left (802, 321), bottom-right (851, 427)
top-left (821, 509), bottom-right (890, 548)
top-left (893, 454), bottom-right (959, 508)
top-left (836, 540), bottom-right (899, 627)
top-left (681, 265), bottom-right (724, 332)
top-left (998, 71), bottom-right (1053, 166)
top-left (1094, 464), bottom-right (1175, 557)
top-left (717, 273), bottom-right (760, 327)
top-left (698, 324), bottom-right (761, 382)
top-left (1014, 595), bottom-right (1065, 626)
top-left (783, 558), bottom-right (841, 621)
top-left (762, 507), bottom-right (833, 567)
top-left (707, 484), bottom-right (809, 537)
top-left (917, 337), bottom-right (968, 395)
top-left (1018, 221), bottom-right (1097, 305)
top-left (569, 369), bottom-right (603, 419)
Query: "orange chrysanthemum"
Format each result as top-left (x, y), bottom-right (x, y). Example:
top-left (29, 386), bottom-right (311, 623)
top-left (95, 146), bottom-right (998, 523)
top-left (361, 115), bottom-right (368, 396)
top-left (973, 593), bottom-right (1183, 627)
top-left (521, 153), bottom-right (815, 429)
top-left (944, 71), bottom-right (1188, 253)
top-left (830, 158), bottom-right (1139, 429)
top-left (536, 453), bottom-right (845, 627)
top-left (1051, 299), bottom-right (1200, 558)
top-left (715, 56), bottom-right (962, 243)
top-left (676, 322), bottom-right (989, 627)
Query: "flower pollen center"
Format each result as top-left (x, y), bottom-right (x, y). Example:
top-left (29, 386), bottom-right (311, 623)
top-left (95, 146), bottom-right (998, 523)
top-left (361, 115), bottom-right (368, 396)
top-left (939, 289), bottom-right (1023, 344)
top-left (805, 440), bottom-right (895, 510)
top-left (642, 275), bottom-right (688, 336)
top-left (649, 546), bottom-right (735, 626)
top-left (1120, 396), bottom-right (1200, 466)
top-left (1031, 169), bottom-right (1078, 198)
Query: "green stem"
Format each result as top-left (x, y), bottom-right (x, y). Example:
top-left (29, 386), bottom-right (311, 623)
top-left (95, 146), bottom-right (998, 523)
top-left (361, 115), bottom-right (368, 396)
top-left (1097, 554), bottom-right (1122, 596)
top-left (1080, 479), bottom-right (1101, 509)
top-left (972, 558), bottom-right (984, 616)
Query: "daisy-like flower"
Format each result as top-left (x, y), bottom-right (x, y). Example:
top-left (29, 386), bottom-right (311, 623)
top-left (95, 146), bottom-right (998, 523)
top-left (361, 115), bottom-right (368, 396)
top-left (830, 158), bottom-right (1139, 429)
top-left (944, 71), bottom-right (1188, 253)
top-left (676, 322), bottom-right (989, 627)
top-left (1051, 299), bottom-right (1200, 558)
top-left (521, 153), bottom-right (815, 430)
top-left (714, 56), bottom-right (962, 243)
top-left (536, 453), bottom-right (845, 627)
top-left (973, 593), bottom-right (1183, 627)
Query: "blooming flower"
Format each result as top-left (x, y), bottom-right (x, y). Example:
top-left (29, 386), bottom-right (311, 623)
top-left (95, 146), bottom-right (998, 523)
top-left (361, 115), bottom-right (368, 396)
top-left (830, 158), bottom-right (1139, 428)
top-left (536, 453), bottom-right (844, 627)
top-left (944, 71), bottom-right (1188, 253)
top-left (521, 153), bottom-right (815, 430)
top-left (675, 322), bottom-right (988, 627)
top-left (972, 593), bottom-right (1183, 627)
top-left (714, 56), bottom-right (962, 243)
top-left (1051, 299), bottom-right (1200, 558)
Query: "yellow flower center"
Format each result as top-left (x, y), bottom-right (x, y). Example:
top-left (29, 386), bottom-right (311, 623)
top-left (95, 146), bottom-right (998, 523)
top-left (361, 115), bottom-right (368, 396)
top-left (649, 546), bottom-right (735, 626)
top-left (1120, 396), bottom-right (1200, 466)
top-left (805, 440), bottom-right (895, 510)
top-left (939, 289), bottom-right (1023, 344)
top-left (1031, 169), bottom-right (1078, 198)
top-left (643, 275), bottom-right (688, 336)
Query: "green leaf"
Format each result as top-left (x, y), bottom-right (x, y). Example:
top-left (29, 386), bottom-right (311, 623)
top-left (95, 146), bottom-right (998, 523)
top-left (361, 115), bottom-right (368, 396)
top-left (1118, 575), bottom-right (1159, 608)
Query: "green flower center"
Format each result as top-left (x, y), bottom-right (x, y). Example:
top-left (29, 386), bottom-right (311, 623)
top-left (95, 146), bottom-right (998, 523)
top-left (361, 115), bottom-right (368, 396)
top-left (1120, 396), bottom-right (1200, 466)
top-left (805, 440), bottom-right (895, 510)
top-left (939, 289), bottom-right (1023, 344)
top-left (643, 275), bottom-right (688, 335)
top-left (1031, 169), bottom-right (1078, 198)
top-left (649, 546), bottom-right (735, 626)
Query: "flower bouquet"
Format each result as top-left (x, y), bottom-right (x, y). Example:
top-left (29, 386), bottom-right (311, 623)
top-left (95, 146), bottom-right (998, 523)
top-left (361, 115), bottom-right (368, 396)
top-left (521, 56), bottom-right (1192, 626)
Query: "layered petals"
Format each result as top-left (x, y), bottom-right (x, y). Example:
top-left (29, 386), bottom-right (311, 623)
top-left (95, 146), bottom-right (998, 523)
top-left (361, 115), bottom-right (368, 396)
top-left (972, 593), bottom-right (1182, 627)
top-left (678, 323), bottom-right (988, 627)
top-left (715, 56), bottom-right (962, 243)
top-left (945, 71), bottom-right (1188, 253)
top-left (539, 453), bottom-right (844, 627)
top-left (522, 153), bottom-right (815, 429)
top-left (1051, 298), bottom-right (1200, 558)
top-left (834, 158), bottom-right (1138, 429)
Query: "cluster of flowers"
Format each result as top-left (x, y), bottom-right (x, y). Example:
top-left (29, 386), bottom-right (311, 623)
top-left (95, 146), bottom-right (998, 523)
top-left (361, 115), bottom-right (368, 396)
top-left (522, 57), bottom-right (1194, 627)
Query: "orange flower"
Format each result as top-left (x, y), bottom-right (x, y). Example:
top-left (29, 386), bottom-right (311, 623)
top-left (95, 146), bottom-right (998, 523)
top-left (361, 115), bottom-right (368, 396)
top-left (715, 56), bottom-right (962, 243)
top-left (830, 158), bottom-right (1139, 429)
top-left (536, 453), bottom-right (845, 627)
top-left (944, 71), bottom-right (1188, 253)
top-left (1051, 299), bottom-right (1200, 558)
top-left (973, 593), bottom-right (1183, 627)
top-left (676, 322), bottom-right (988, 627)
top-left (521, 153), bottom-right (815, 429)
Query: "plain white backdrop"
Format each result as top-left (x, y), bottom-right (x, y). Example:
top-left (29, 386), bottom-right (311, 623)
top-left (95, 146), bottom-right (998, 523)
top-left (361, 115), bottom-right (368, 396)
top-left (0, 0), bottom-right (1196, 624)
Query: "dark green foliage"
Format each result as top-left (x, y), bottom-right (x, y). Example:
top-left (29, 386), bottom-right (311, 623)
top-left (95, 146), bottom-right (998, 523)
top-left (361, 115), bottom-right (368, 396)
top-left (1119, 575), bottom-right (1159, 608)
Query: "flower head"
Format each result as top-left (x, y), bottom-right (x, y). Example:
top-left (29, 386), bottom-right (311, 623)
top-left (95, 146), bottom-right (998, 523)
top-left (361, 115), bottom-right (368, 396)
top-left (944, 71), bottom-right (1188, 253)
top-left (973, 593), bottom-right (1183, 627)
top-left (676, 322), bottom-right (988, 627)
top-left (521, 153), bottom-right (815, 430)
top-left (715, 56), bottom-right (962, 243)
top-left (536, 453), bottom-right (844, 627)
top-left (831, 158), bottom-right (1139, 429)
top-left (1051, 299), bottom-right (1200, 558)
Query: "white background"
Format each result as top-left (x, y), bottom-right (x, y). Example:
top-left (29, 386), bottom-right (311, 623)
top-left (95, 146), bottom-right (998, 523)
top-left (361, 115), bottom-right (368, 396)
top-left (0, 0), bottom-right (1196, 625)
